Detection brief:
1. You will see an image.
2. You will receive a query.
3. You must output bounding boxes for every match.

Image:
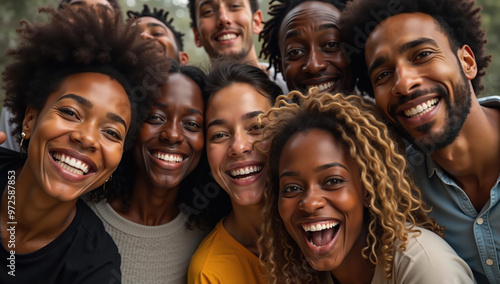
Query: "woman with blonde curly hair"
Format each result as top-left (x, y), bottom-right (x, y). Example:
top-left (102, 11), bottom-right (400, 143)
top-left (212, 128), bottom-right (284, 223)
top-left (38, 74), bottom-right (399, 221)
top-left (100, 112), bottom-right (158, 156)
top-left (258, 89), bottom-right (475, 283)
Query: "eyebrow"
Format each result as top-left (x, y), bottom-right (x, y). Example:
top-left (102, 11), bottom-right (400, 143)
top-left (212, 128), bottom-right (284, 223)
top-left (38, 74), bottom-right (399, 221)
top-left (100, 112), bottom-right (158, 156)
top-left (57, 94), bottom-right (127, 131)
top-left (152, 102), bottom-right (203, 116)
top-left (284, 23), bottom-right (337, 43)
top-left (367, 37), bottom-right (438, 77)
top-left (279, 162), bottom-right (348, 179)
top-left (146, 22), bottom-right (168, 31)
top-left (207, 111), bottom-right (264, 130)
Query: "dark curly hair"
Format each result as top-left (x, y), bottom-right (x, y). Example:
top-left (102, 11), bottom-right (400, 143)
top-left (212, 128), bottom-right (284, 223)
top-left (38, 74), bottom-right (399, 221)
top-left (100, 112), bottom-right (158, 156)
top-left (340, 0), bottom-right (492, 97)
top-left (58, 0), bottom-right (121, 11)
top-left (127, 4), bottom-right (186, 52)
top-left (2, 5), bottom-right (171, 151)
top-left (188, 0), bottom-right (260, 28)
top-left (260, 0), bottom-right (347, 78)
top-left (90, 60), bottom-right (231, 229)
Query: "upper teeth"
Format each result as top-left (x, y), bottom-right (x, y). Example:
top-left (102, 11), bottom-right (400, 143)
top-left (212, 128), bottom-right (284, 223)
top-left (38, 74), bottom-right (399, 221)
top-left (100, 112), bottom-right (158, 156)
top-left (153, 152), bottom-right (184, 163)
top-left (52, 153), bottom-right (90, 175)
top-left (403, 98), bottom-right (439, 118)
top-left (307, 81), bottom-right (335, 92)
top-left (302, 222), bottom-right (339, 232)
top-left (217, 34), bottom-right (237, 41)
top-left (230, 165), bottom-right (262, 177)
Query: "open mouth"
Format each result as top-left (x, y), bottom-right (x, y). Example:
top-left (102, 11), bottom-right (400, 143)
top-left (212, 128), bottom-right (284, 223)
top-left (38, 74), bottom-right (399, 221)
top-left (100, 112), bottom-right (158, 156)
top-left (216, 33), bottom-right (238, 42)
top-left (306, 80), bottom-right (338, 92)
top-left (52, 152), bottom-right (90, 176)
top-left (152, 151), bottom-right (185, 163)
top-left (403, 98), bottom-right (439, 118)
top-left (228, 165), bottom-right (263, 180)
top-left (302, 221), bottom-right (340, 247)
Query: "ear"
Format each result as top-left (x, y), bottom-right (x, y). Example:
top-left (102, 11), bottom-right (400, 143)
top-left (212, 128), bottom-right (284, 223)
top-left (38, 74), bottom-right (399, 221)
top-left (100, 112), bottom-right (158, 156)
top-left (193, 28), bottom-right (203, 48)
top-left (22, 106), bottom-right (38, 140)
top-left (252, 9), bottom-right (263, 34)
top-left (179, 51), bottom-right (190, 66)
top-left (457, 44), bottom-right (477, 80)
top-left (363, 191), bottom-right (371, 208)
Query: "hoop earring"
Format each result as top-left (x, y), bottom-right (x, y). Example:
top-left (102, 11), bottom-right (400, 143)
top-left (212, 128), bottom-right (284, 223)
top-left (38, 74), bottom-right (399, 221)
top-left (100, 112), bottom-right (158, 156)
top-left (19, 132), bottom-right (26, 149)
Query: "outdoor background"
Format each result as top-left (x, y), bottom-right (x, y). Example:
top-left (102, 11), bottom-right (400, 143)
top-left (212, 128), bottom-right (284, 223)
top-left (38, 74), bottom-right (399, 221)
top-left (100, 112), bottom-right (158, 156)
top-left (0, 0), bottom-right (499, 109)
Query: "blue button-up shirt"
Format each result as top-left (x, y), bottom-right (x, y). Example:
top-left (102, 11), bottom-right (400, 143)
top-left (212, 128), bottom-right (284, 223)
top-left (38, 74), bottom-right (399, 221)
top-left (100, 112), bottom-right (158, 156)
top-left (406, 96), bottom-right (500, 284)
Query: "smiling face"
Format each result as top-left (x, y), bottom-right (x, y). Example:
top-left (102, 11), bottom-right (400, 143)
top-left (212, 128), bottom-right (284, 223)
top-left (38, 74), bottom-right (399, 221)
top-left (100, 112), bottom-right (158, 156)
top-left (133, 73), bottom-right (204, 190)
top-left (22, 72), bottom-right (131, 202)
top-left (205, 83), bottom-right (270, 205)
top-left (278, 129), bottom-right (367, 272)
top-left (193, 0), bottom-right (262, 61)
top-left (279, 1), bottom-right (353, 93)
top-left (365, 13), bottom-right (476, 151)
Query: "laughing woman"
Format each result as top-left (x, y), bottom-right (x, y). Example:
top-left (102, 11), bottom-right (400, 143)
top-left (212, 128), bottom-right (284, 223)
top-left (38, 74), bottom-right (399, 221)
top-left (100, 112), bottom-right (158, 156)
top-left (187, 63), bottom-right (282, 284)
top-left (0, 6), bottom-right (168, 283)
top-left (258, 89), bottom-right (475, 283)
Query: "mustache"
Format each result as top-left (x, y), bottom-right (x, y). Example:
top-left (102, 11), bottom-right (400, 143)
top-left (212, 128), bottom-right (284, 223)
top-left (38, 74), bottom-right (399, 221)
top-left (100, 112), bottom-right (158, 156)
top-left (389, 85), bottom-right (447, 115)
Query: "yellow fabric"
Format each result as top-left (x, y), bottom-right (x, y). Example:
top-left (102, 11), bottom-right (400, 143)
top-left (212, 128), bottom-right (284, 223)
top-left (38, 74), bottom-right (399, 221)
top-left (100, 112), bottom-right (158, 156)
top-left (187, 219), bottom-right (266, 284)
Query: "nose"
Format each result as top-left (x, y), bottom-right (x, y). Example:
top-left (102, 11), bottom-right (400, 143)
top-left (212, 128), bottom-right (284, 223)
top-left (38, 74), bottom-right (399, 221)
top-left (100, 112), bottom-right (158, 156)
top-left (217, 7), bottom-right (232, 27)
top-left (391, 64), bottom-right (423, 96)
top-left (228, 131), bottom-right (252, 157)
top-left (140, 32), bottom-right (154, 40)
top-left (302, 48), bottom-right (327, 74)
top-left (70, 124), bottom-right (99, 151)
top-left (160, 120), bottom-right (184, 144)
top-left (298, 186), bottom-right (326, 213)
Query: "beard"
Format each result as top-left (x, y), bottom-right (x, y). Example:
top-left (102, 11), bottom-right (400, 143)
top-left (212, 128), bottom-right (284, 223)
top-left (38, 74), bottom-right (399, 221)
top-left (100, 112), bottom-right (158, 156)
top-left (391, 69), bottom-right (471, 153)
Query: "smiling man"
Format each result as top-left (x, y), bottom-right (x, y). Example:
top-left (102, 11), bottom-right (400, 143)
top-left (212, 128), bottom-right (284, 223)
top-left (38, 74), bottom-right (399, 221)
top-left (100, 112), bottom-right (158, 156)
top-left (341, 0), bottom-right (500, 282)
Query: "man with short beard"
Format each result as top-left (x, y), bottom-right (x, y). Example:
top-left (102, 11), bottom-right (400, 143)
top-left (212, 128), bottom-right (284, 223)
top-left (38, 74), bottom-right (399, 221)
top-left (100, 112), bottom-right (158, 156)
top-left (341, 0), bottom-right (500, 283)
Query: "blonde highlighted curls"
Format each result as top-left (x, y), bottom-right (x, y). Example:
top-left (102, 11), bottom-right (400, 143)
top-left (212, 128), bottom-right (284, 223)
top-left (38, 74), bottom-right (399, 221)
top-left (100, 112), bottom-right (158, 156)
top-left (257, 89), bottom-right (443, 283)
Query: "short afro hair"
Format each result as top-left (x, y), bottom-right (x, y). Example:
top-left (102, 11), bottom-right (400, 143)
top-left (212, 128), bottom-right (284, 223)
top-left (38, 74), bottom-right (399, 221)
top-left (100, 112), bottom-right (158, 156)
top-left (188, 0), bottom-right (260, 28)
top-left (58, 0), bottom-right (121, 11)
top-left (260, 0), bottom-right (347, 78)
top-left (2, 5), bottom-right (171, 150)
top-left (340, 0), bottom-right (492, 97)
top-left (127, 4), bottom-right (186, 51)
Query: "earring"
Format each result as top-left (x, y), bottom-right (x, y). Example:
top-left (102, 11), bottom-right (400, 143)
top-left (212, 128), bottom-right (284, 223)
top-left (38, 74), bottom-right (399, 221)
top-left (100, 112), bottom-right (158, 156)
top-left (19, 132), bottom-right (26, 149)
top-left (103, 175), bottom-right (112, 191)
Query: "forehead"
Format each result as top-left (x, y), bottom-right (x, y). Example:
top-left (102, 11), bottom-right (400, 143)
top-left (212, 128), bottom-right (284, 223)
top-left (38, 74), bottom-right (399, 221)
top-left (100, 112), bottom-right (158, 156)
top-left (196, 0), bottom-right (250, 9)
top-left (280, 1), bottom-right (341, 37)
top-left (69, 0), bottom-right (110, 7)
top-left (366, 13), bottom-right (451, 56)
top-left (160, 73), bottom-right (204, 108)
top-left (135, 17), bottom-right (171, 33)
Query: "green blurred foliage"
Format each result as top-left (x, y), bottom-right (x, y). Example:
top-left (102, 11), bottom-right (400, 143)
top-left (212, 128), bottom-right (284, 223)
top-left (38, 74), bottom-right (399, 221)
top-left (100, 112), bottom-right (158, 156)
top-left (0, 0), bottom-right (498, 107)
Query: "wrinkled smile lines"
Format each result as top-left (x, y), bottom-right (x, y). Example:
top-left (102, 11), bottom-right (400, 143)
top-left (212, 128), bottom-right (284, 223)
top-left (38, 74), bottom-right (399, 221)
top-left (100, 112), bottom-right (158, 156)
top-left (52, 152), bottom-right (90, 176)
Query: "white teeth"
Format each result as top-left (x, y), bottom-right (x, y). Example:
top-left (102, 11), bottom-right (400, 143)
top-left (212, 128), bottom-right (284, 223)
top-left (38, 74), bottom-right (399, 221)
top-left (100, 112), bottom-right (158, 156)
top-left (403, 98), bottom-right (439, 118)
top-left (302, 222), bottom-right (339, 232)
top-left (230, 165), bottom-right (262, 179)
top-left (52, 153), bottom-right (90, 175)
top-left (306, 81), bottom-right (335, 92)
top-left (217, 34), bottom-right (237, 41)
top-left (153, 152), bottom-right (184, 163)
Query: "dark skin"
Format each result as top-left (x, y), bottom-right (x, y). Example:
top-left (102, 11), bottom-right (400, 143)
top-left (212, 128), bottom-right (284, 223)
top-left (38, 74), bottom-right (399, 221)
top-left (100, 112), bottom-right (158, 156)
top-left (365, 13), bottom-right (500, 212)
top-left (110, 73), bottom-right (205, 226)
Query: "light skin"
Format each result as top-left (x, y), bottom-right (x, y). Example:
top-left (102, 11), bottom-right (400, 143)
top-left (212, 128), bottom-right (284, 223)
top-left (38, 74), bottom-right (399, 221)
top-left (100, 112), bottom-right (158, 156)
top-left (134, 17), bottom-right (190, 65)
top-left (278, 1), bottom-right (353, 93)
top-left (68, 0), bottom-right (114, 13)
top-left (278, 129), bottom-right (374, 283)
top-left (110, 73), bottom-right (204, 225)
top-left (192, 0), bottom-right (263, 67)
top-left (0, 72), bottom-right (131, 253)
top-left (364, 13), bottom-right (500, 211)
top-left (205, 82), bottom-right (271, 253)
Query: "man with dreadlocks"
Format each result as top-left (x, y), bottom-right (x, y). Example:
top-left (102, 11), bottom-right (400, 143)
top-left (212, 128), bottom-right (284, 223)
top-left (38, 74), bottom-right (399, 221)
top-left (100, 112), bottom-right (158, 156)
top-left (341, 0), bottom-right (500, 282)
top-left (127, 4), bottom-right (190, 65)
top-left (260, 0), bottom-right (355, 95)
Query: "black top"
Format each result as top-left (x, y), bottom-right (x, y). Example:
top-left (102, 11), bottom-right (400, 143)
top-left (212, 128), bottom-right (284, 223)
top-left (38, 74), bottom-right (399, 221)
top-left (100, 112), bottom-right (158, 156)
top-left (0, 147), bottom-right (122, 283)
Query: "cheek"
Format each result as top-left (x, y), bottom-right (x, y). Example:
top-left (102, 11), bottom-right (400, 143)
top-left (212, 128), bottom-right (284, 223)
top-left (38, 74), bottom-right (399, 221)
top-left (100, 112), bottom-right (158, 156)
top-left (103, 144), bottom-right (125, 171)
top-left (207, 144), bottom-right (224, 173)
top-left (278, 198), bottom-right (294, 226)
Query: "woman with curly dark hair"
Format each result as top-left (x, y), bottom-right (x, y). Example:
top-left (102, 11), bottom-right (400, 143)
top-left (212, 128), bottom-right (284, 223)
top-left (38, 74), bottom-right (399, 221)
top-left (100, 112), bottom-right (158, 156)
top-left (258, 89), bottom-right (474, 283)
top-left (0, 5), bottom-right (169, 283)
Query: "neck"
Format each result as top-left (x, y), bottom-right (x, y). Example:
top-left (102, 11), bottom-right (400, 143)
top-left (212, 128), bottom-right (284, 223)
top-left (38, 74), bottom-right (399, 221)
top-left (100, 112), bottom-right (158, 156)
top-left (110, 173), bottom-right (180, 226)
top-left (430, 98), bottom-right (500, 210)
top-left (1, 165), bottom-right (78, 253)
top-left (223, 200), bottom-right (262, 255)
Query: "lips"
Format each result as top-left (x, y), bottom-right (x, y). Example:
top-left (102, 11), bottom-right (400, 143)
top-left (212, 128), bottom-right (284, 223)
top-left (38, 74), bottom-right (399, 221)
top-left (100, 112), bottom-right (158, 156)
top-left (301, 221), bottom-right (340, 247)
top-left (306, 80), bottom-right (338, 92)
top-left (151, 151), bottom-right (185, 163)
top-left (403, 98), bottom-right (440, 118)
top-left (228, 165), bottom-right (263, 180)
top-left (51, 152), bottom-right (91, 176)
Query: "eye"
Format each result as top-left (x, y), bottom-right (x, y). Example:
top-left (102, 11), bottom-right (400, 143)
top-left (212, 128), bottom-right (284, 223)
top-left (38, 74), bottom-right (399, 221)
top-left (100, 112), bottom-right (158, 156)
top-left (201, 8), bottom-right (215, 16)
top-left (286, 49), bottom-right (304, 60)
top-left (147, 114), bottom-right (165, 124)
top-left (415, 51), bottom-right (433, 61)
top-left (209, 132), bottom-right (228, 142)
top-left (152, 32), bottom-right (164, 37)
top-left (58, 107), bottom-right (78, 118)
top-left (183, 121), bottom-right (202, 132)
top-left (103, 129), bottom-right (124, 142)
top-left (324, 177), bottom-right (344, 186)
top-left (249, 123), bottom-right (265, 135)
top-left (374, 71), bottom-right (392, 84)
top-left (324, 41), bottom-right (340, 51)
top-left (280, 185), bottom-right (303, 195)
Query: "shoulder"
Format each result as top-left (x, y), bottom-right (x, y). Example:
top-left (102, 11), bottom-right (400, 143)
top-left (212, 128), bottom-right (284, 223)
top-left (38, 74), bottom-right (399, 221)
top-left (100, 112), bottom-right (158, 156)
top-left (390, 226), bottom-right (475, 283)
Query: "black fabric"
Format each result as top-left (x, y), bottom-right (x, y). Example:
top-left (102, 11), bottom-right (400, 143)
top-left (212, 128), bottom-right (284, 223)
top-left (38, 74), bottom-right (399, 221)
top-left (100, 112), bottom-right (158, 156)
top-left (0, 148), bottom-right (122, 283)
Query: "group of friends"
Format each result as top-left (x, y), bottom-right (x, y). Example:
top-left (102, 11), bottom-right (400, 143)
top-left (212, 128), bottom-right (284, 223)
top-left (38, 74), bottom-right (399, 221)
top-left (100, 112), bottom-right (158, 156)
top-left (0, 0), bottom-right (498, 283)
